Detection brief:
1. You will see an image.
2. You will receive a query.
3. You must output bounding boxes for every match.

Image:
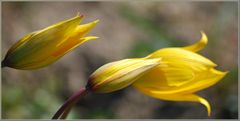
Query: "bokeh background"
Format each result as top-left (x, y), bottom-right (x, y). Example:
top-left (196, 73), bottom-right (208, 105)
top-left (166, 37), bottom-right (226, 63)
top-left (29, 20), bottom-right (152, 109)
top-left (1, 1), bottom-right (238, 119)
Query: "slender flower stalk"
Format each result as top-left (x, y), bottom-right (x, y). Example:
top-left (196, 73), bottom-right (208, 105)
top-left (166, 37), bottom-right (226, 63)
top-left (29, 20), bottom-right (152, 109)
top-left (53, 32), bottom-right (227, 119)
top-left (2, 14), bottom-right (99, 70)
top-left (52, 88), bottom-right (89, 119)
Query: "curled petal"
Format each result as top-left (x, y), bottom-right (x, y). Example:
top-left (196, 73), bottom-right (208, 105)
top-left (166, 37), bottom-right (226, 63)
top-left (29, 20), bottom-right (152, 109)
top-left (133, 84), bottom-right (211, 116)
top-left (182, 31), bottom-right (208, 52)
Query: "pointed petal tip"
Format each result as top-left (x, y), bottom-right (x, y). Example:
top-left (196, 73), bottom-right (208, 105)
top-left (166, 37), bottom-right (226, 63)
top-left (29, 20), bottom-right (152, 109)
top-left (90, 36), bottom-right (99, 40)
top-left (200, 31), bottom-right (208, 44)
top-left (221, 71), bottom-right (229, 76)
top-left (200, 30), bottom-right (205, 35)
top-left (94, 19), bottom-right (100, 23)
top-left (218, 71), bottom-right (228, 80)
top-left (82, 19), bottom-right (99, 28)
top-left (78, 15), bottom-right (84, 19)
top-left (182, 31), bottom-right (208, 52)
top-left (90, 19), bottom-right (99, 27)
top-left (211, 68), bottom-right (228, 76)
top-left (84, 36), bottom-right (99, 41)
top-left (197, 96), bottom-right (211, 117)
top-left (76, 12), bottom-right (83, 17)
top-left (73, 13), bottom-right (83, 22)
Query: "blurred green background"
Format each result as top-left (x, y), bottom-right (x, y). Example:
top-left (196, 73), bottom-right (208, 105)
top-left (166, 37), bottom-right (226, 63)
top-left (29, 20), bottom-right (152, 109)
top-left (1, 1), bottom-right (238, 119)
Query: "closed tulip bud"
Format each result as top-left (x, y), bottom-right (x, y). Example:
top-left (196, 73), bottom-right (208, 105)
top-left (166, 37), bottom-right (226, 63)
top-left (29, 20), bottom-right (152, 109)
top-left (2, 14), bottom-right (99, 70)
top-left (86, 58), bottom-right (161, 93)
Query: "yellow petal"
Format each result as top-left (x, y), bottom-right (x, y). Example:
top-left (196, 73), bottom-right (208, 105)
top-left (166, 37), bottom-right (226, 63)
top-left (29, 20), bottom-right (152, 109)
top-left (5, 31), bottom-right (37, 57)
top-left (57, 20), bottom-right (99, 47)
top-left (133, 59), bottom-right (227, 94)
top-left (74, 20), bottom-right (99, 37)
top-left (19, 15), bottom-right (82, 59)
top-left (9, 36), bottom-right (98, 70)
top-left (146, 48), bottom-right (216, 68)
top-left (182, 31), bottom-right (208, 52)
top-left (52, 36), bottom-right (98, 57)
top-left (133, 84), bottom-right (211, 116)
top-left (87, 58), bottom-right (161, 93)
top-left (138, 49), bottom-right (219, 90)
top-left (171, 69), bottom-right (227, 94)
top-left (38, 14), bottom-right (83, 33)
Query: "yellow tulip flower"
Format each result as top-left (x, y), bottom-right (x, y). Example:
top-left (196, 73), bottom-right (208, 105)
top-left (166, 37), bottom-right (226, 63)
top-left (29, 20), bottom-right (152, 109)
top-left (88, 32), bottom-right (227, 116)
top-left (2, 14), bottom-right (99, 70)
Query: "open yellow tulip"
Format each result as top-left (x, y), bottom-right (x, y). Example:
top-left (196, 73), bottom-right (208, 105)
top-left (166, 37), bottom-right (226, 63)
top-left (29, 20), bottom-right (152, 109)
top-left (2, 14), bottom-right (99, 70)
top-left (88, 32), bottom-right (227, 116)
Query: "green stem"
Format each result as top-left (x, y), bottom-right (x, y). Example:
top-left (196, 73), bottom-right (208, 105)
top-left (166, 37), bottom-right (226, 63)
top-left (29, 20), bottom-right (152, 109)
top-left (52, 87), bottom-right (89, 119)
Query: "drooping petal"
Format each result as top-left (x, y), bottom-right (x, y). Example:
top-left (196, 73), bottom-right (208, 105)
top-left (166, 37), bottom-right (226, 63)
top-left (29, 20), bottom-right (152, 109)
top-left (87, 58), bottom-right (161, 93)
top-left (133, 84), bottom-right (211, 116)
top-left (182, 31), bottom-right (208, 52)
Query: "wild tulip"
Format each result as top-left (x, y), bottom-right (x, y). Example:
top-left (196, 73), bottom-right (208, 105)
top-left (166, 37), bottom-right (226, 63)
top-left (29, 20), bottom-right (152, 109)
top-left (2, 14), bottom-right (98, 70)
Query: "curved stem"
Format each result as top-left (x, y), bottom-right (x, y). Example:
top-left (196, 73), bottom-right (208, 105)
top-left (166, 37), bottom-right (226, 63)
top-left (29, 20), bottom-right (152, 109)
top-left (52, 87), bottom-right (90, 119)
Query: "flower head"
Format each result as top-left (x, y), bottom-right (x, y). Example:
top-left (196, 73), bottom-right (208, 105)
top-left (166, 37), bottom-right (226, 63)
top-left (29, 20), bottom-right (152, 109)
top-left (87, 32), bottom-right (227, 116)
top-left (2, 14), bottom-right (99, 70)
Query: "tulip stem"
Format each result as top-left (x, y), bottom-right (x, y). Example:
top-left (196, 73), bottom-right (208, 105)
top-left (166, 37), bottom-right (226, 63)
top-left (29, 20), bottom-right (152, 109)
top-left (52, 87), bottom-right (90, 119)
top-left (59, 106), bottom-right (72, 119)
